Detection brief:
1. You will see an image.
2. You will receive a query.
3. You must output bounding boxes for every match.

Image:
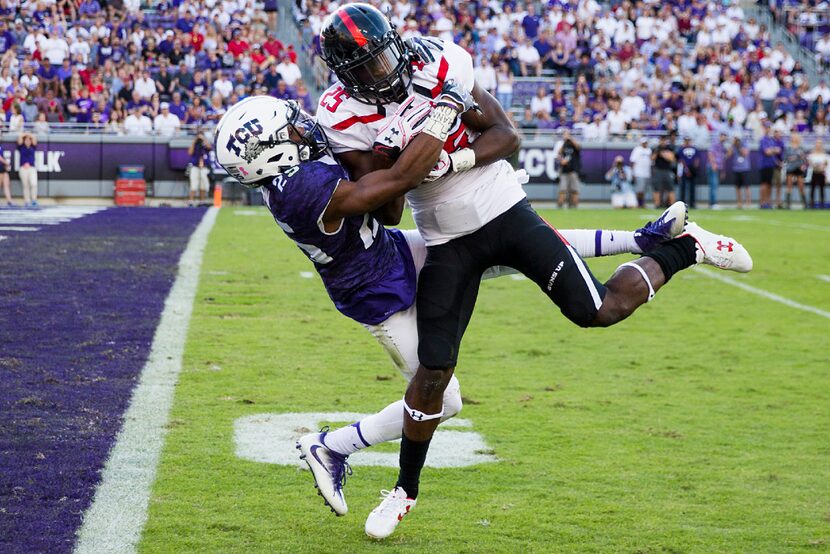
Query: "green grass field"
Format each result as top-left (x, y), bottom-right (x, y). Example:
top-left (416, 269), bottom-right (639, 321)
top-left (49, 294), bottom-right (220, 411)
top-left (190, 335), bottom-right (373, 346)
top-left (140, 207), bottom-right (830, 553)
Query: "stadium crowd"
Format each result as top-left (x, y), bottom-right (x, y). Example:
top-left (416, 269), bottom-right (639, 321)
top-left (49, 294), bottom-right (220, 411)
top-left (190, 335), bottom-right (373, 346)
top-left (0, 0), bottom-right (306, 136)
top-left (0, 0), bottom-right (827, 207)
top-left (293, 0), bottom-right (830, 142)
top-left (0, 0), bottom-right (827, 142)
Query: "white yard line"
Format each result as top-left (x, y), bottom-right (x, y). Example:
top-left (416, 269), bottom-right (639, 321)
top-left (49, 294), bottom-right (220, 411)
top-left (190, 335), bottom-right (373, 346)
top-left (764, 220), bottom-right (830, 233)
top-left (74, 207), bottom-right (218, 554)
top-left (817, 275), bottom-right (830, 283)
top-left (694, 267), bottom-right (830, 320)
top-left (0, 226), bottom-right (40, 231)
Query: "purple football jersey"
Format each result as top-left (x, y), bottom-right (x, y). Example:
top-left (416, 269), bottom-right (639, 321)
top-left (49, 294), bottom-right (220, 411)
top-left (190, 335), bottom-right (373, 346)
top-left (261, 156), bottom-right (416, 325)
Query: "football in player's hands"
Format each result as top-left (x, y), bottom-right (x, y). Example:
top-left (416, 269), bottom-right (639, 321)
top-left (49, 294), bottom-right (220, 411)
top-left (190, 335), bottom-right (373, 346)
top-left (372, 97), bottom-right (433, 159)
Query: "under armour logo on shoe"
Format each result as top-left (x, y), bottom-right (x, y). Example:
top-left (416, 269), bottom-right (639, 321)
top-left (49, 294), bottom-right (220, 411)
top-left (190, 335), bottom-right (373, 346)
top-left (716, 240), bottom-right (734, 252)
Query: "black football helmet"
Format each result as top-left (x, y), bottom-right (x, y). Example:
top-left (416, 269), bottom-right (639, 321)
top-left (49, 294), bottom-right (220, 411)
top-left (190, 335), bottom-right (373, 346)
top-left (319, 3), bottom-right (412, 105)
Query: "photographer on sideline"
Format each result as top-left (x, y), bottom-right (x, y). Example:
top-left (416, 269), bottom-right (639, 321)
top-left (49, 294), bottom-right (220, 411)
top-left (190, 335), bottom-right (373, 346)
top-left (187, 131), bottom-right (212, 205)
top-left (555, 130), bottom-right (582, 208)
top-left (605, 155), bottom-right (637, 208)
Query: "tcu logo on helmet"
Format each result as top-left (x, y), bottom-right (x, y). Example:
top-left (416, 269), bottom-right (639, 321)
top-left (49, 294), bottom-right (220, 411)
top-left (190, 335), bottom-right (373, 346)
top-left (225, 119), bottom-right (264, 158)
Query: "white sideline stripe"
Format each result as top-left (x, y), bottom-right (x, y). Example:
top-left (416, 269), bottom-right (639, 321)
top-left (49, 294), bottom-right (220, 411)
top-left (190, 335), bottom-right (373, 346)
top-left (0, 226), bottom-right (40, 231)
top-left (566, 244), bottom-right (603, 309)
top-left (74, 207), bottom-right (219, 554)
top-left (694, 267), bottom-right (830, 320)
top-left (817, 274), bottom-right (830, 283)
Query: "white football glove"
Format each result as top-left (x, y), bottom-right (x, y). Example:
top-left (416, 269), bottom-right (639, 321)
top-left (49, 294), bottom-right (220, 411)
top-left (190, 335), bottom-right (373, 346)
top-left (372, 97), bottom-right (433, 159)
top-left (423, 150), bottom-right (451, 182)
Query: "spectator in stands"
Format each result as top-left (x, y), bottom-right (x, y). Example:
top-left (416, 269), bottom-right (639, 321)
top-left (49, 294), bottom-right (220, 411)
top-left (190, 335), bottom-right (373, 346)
top-left (154, 102), bottom-right (181, 137)
top-left (555, 130), bottom-right (582, 209)
top-left (522, 3), bottom-right (541, 40)
top-left (756, 69), bottom-right (780, 118)
top-left (651, 135), bottom-right (677, 209)
top-left (8, 102), bottom-right (25, 134)
top-left (530, 86), bottom-right (552, 121)
top-left (582, 113), bottom-right (609, 142)
top-left (0, 139), bottom-right (13, 207)
top-left (808, 139), bottom-right (828, 209)
top-left (124, 106), bottom-right (152, 136)
top-left (784, 133), bottom-right (808, 209)
top-left (21, 95), bottom-right (38, 123)
top-left (294, 80), bottom-right (314, 113)
top-left (33, 112), bottom-right (50, 135)
top-left (107, 111), bottom-right (126, 136)
top-left (134, 69), bottom-right (157, 100)
top-left (213, 71), bottom-right (234, 100)
top-left (630, 137), bottom-right (652, 208)
top-left (492, 60), bottom-right (513, 110)
top-left (676, 136), bottom-right (699, 209)
top-left (474, 57), bottom-right (497, 97)
top-left (17, 132), bottom-right (38, 208)
top-left (168, 91), bottom-right (187, 121)
top-left (187, 131), bottom-right (211, 205)
top-left (276, 53), bottom-right (302, 87)
top-left (729, 136), bottom-right (752, 210)
top-left (606, 100), bottom-right (628, 137)
top-left (518, 106), bottom-right (538, 131)
top-left (605, 156), bottom-right (637, 209)
top-left (517, 36), bottom-right (541, 77)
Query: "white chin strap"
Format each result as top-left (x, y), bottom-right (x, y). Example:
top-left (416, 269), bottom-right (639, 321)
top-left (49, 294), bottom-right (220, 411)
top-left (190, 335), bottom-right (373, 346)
top-left (403, 399), bottom-right (444, 422)
top-left (620, 262), bottom-right (655, 302)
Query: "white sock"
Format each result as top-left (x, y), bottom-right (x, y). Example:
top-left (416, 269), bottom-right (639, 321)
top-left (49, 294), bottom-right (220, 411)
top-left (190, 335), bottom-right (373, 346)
top-left (323, 400), bottom-right (406, 456)
top-left (559, 229), bottom-right (642, 258)
top-left (322, 376), bottom-right (463, 456)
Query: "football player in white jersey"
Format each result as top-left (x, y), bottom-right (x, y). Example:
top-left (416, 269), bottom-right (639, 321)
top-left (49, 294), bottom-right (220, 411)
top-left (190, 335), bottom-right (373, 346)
top-left (315, 3), bottom-right (753, 540)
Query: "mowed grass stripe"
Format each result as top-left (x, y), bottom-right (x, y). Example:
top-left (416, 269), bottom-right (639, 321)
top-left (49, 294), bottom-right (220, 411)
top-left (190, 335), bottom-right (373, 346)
top-left (140, 208), bottom-right (830, 553)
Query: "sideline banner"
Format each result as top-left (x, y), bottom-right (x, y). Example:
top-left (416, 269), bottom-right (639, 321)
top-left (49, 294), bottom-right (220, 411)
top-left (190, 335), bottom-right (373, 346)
top-left (1, 137), bottom-right (762, 195)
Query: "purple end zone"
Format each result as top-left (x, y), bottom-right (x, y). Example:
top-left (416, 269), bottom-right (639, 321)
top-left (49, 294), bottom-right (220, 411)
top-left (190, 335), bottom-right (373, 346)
top-left (0, 208), bottom-right (206, 554)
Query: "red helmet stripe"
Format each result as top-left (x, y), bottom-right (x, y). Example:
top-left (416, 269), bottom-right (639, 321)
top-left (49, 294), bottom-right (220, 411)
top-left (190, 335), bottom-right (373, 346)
top-left (337, 9), bottom-right (368, 47)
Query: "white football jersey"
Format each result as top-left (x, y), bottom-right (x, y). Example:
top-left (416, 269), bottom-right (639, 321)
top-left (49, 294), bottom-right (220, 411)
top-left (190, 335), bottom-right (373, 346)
top-left (316, 36), bottom-right (526, 246)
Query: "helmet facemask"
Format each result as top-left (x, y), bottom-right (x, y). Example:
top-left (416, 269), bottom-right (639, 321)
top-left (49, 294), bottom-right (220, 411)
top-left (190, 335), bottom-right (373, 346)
top-left (325, 31), bottom-right (412, 105)
top-left (242, 101), bottom-right (329, 170)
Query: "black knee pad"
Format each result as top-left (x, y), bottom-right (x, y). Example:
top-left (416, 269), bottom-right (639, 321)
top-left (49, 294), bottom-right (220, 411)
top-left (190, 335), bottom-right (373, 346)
top-left (418, 333), bottom-right (458, 371)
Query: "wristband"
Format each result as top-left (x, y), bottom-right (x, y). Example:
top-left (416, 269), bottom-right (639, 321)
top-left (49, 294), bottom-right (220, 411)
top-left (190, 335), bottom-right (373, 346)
top-left (449, 148), bottom-right (475, 172)
top-left (422, 105), bottom-right (458, 142)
